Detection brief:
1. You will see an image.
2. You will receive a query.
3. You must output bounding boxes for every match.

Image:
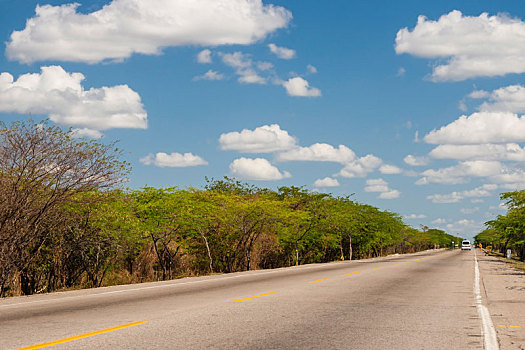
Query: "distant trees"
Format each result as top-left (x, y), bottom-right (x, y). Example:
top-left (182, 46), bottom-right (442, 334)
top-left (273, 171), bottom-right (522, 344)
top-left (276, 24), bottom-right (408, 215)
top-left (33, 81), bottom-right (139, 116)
top-left (0, 122), bottom-right (458, 297)
top-left (476, 190), bottom-right (525, 261)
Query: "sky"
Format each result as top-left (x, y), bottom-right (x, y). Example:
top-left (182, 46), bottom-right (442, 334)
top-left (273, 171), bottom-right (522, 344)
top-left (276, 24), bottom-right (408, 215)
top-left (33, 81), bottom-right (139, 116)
top-left (2, 0), bottom-right (525, 239)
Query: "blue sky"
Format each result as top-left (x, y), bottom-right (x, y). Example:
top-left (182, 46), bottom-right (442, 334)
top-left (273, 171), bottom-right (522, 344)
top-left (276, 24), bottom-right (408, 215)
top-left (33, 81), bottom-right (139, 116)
top-left (2, 0), bottom-right (525, 239)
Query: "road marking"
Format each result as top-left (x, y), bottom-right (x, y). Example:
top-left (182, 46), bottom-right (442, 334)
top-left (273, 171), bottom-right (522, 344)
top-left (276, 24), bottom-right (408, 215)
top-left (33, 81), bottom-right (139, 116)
top-left (232, 292), bottom-right (275, 303)
top-left (374, 266), bottom-right (385, 269)
top-left (392, 264), bottom-right (400, 267)
top-left (346, 271), bottom-right (362, 275)
top-left (498, 325), bottom-right (521, 328)
top-left (15, 321), bottom-right (147, 350)
top-left (474, 253), bottom-right (499, 350)
top-left (309, 278), bottom-right (327, 283)
top-left (415, 259), bottom-right (420, 261)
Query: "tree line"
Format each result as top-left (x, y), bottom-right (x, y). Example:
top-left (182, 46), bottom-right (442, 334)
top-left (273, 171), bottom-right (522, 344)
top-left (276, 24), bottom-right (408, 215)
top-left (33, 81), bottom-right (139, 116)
top-left (0, 120), bottom-right (457, 297)
top-left (475, 190), bottom-right (525, 261)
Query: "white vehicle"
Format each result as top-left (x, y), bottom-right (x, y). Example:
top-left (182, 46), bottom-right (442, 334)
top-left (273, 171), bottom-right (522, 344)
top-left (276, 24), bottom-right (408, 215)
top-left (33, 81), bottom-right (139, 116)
top-left (461, 240), bottom-right (472, 250)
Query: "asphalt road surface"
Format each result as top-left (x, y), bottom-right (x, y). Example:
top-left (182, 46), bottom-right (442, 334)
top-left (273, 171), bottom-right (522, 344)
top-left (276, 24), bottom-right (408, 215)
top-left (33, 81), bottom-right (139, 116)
top-left (1, 249), bottom-right (521, 349)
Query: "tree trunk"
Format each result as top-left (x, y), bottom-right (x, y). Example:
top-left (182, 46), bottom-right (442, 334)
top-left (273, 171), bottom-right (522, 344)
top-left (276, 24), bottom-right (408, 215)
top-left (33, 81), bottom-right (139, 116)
top-left (348, 233), bottom-right (353, 260)
top-left (198, 229), bottom-right (214, 273)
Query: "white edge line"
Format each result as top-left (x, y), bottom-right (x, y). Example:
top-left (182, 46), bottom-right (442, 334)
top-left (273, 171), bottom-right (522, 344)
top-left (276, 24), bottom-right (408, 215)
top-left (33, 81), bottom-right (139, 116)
top-left (474, 252), bottom-right (499, 350)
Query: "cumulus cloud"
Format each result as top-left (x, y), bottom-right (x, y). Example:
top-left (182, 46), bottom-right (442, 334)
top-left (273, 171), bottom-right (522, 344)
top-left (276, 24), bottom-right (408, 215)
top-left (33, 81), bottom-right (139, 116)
top-left (477, 85), bottom-right (525, 114)
top-left (307, 65), bottom-right (318, 74)
top-left (229, 157), bottom-right (291, 180)
top-left (7, 0), bottom-right (292, 64)
top-left (404, 155), bottom-right (429, 166)
top-left (219, 124), bottom-right (297, 153)
top-left (364, 178), bottom-right (401, 199)
top-left (404, 214), bottom-right (427, 219)
top-left (460, 207), bottom-right (479, 214)
top-left (424, 112), bottom-right (525, 145)
top-left (222, 52), bottom-right (266, 84)
top-left (71, 128), bottom-right (104, 139)
top-left (197, 49), bottom-right (212, 64)
top-left (429, 143), bottom-right (525, 161)
top-left (282, 77), bottom-right (321, 97)
top-left (193, 70), bottom-right (224, 81)
top-left (427, 184), bottom-right (497, 203)
top-left (268, 43), bottom-right (296, 59)
top-left (432, 218), bottom-right (447, 225)
top-left (395, 10), bottom-right (525, 81)
top-left (313, 177), bottom-right (340, 188)
top-left (0, 66), bottom-right (147, 133)
top-left (140, 152), bottom-right (208, 167)
top-left (276, 143), bottom-right (356, 163)
top-left (417, 161), bottom-right (502, 185)
top-left (337, 155), bottom-right (382, 178)
top-left (379, 164), bottom-right (403, 174)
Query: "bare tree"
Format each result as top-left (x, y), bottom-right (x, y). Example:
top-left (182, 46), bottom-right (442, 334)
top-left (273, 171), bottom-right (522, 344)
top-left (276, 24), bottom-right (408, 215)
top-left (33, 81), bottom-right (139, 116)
top-left (0, 120), bottom-right (129, 296)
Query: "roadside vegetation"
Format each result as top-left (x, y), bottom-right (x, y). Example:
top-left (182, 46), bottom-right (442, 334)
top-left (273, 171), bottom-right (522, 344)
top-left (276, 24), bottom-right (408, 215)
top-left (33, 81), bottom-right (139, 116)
top-left (475, 190), bottom-right (525, 263)
top-left (0, 120), bottom-right (457, 297)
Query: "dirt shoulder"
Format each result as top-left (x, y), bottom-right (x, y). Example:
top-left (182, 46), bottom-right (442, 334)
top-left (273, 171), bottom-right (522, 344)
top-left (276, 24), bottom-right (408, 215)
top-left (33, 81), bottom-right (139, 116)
top-left (477, 251), bottom-right (525, 349)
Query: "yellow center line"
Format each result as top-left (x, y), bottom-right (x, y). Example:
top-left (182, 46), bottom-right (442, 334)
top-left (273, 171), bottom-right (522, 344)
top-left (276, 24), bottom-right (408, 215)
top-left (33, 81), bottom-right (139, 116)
top-left (392, 264), bottom-right (400, 267)
top-left (232, 292), bottom-right (275, 303)
top-left (347, 271), bottom-right (362, 275)
top-left (374, 266), bottom-right (385, 269)
top-left (15, 321), bottom-right (148, 350)
top-left (498, 325), bottom-right (522, 328)
top-left (309, 278), bottom-right (327, 283)
top-left (415, 259), bottom-right (420, 261)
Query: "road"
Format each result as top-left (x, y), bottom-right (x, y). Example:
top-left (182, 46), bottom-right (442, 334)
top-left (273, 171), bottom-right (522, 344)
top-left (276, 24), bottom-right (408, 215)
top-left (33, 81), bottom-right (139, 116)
top-left (0, 249), bottom-right (522, 349)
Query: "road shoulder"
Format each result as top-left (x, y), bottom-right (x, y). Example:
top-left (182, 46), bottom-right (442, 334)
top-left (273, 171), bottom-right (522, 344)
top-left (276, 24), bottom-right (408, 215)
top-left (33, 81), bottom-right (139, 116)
top-left (477, 252), bottom-right (525, 349)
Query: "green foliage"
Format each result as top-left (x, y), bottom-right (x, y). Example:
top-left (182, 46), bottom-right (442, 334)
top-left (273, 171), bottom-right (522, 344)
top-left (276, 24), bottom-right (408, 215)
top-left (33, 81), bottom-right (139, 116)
top-left (477, 189), bottom-right (525, 261)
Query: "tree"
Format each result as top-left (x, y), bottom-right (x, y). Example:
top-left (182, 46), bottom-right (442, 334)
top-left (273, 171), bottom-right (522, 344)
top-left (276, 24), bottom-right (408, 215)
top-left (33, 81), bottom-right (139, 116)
top-left (0, 120), bottom-right (128, 296)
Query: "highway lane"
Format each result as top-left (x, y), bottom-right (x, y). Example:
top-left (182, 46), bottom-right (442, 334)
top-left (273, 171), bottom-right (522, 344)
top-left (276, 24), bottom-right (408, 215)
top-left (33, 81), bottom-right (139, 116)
top-left (1, 249), bottom-right (487, 349)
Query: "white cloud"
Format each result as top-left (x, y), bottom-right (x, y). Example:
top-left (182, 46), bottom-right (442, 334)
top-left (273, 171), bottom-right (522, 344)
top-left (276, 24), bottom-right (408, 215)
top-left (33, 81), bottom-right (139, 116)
top-left (379, 164), bottom-right (403, 174)
top-left (417, 161), bottom-right (502, 185)
top-left (268, 43), bottom-right (296, 59)
top-left (429, 143), bottom-right (525, 161)
top-left (469, 90), bottom-right (490, 99)
top-left (140, 152), bottom-right (208, 167)
top-left (229, 157), bottom-right (291, 180)
top-left (471, 199), bottom-right (484, 203)
top-left (0, 66), bottom-right (147, 132)
top-left (432, 218), bottom-right (447, 225)
top-left (337, 154), bottom-right (382, 178)
top-left (427, 184), bottom-right (497, 203)
top-left (277, 143), bottom-right (355, 163)
top-left (219, 124), bottom-right (297, 153)
top-left (257, 62), bottom-right (274, 71)
top-left (282, 77), bottom-right (321, 97)
top-left (379, 189), bottom-right (401, 199)
top-left (7, 0), bottom-right (292, 64)
top-left (313, 177), bottom-right (340, 188)
top-left (197, 49), bottom-right (212, 64)
top-left (397, 67), bottom-right (406, 77)
top-left (404, 155), bottom-right (429, 166)
top-left (424, 112), bottom-right (525, 145)
top-left (404, 214), bottom-right (427, 220)
top-left (193, 70), bottom-right (224, 81)
top-left (364, 178), bottom-right (389, 193)
top-left (307, 65), bottom-right (318, 74)
top-left (460, 207), bottom-right (480, 214)
top-left (71, 128), bottom-right (104, 139)
top-left (395, 10), bottom-right (525, 81)
top-left (222, 52), bottom-right (266, 84)
top-left (364, 178), bottom-right (401, 199)
top-left (478, 85), bottom-right (525, 114)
